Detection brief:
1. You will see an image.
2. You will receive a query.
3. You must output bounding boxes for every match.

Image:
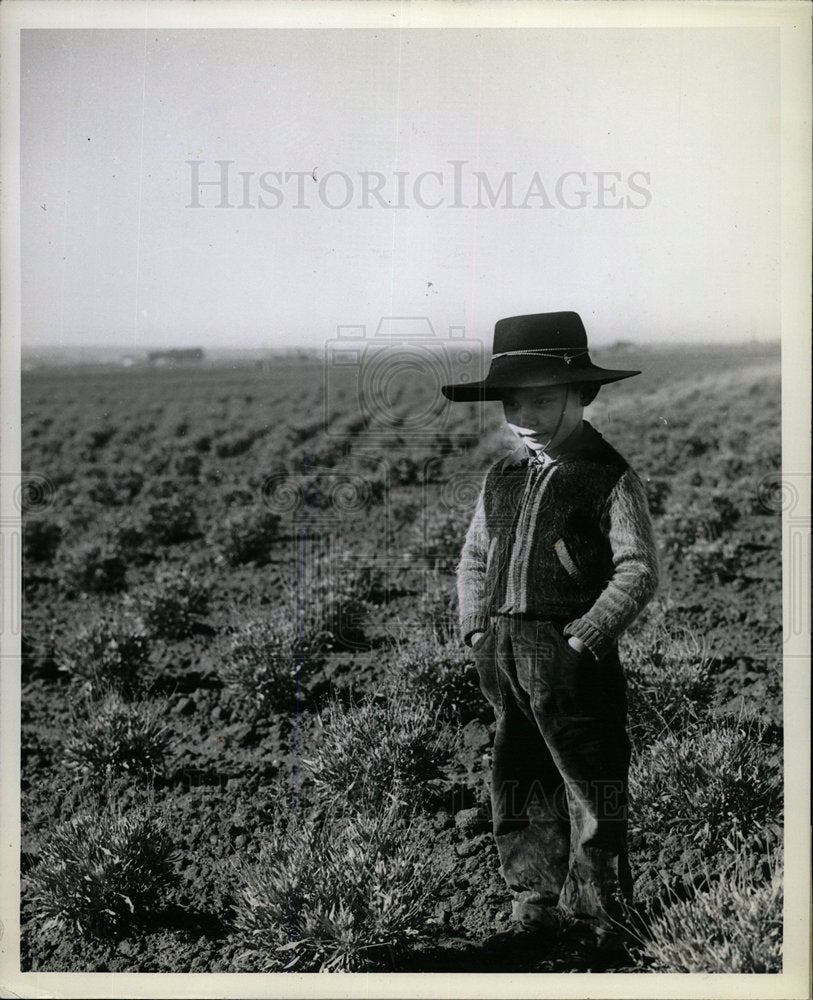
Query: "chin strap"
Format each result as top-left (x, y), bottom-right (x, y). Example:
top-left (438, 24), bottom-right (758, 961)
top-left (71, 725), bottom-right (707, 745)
top-left (535, 384), bottom-right (571, 455)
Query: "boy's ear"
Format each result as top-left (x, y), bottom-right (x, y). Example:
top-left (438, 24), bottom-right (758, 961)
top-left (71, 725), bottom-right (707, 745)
top-left (577, 383), bottom-right (600, 407)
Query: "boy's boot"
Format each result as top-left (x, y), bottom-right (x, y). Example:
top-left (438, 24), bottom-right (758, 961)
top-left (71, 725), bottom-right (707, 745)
top-left (481, 906), bottom-right (562, 957)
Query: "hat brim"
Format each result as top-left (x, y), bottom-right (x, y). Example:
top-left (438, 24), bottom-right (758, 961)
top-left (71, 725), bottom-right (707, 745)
top-left (441, 367), bottom-right (641, 402)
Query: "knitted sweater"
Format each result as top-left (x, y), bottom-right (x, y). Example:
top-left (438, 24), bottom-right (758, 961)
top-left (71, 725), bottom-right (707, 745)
top-left (457, 420), bottom-right (659, 659)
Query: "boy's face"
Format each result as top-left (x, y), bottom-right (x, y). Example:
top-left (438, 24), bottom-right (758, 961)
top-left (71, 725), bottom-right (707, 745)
top-left (501, 383), bottom-right (584, 454)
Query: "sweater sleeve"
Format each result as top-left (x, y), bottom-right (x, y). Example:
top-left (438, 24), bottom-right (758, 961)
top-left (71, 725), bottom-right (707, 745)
top-left (456, 483), bottom-right (493, 645)
top-left (563, 468), bottom-right (659, 659)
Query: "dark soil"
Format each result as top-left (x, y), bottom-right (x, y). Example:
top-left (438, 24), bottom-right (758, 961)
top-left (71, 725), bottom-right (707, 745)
top-left (18, 346), bottom-right (783, 973)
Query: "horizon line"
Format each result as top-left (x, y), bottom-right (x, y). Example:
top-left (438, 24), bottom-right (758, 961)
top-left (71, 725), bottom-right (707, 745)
top-left (21, 336), bottom-right (782, 353)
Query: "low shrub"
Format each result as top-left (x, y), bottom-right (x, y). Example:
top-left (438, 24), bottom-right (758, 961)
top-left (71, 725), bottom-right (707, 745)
top-left (233, 799), bottom-right (447, 971)
top-left (100, 512), bottom-right (152, 565)
top-left (217, 610), bottom-right (328, 717)
top-left (77, 422), bottom-right (117, 455)
top-left (629, 715), bottom-right (782, 881)
top-left (191, 432), bottom-right (212, 453)
top-left (135, 491), bottom-right (199, 546)
top-left (412, 572), bottom-right (459, 643)
top-left (214, 430), bottom-right (262, 458)
top-left (129, 567), bottom-right (211, 640)
top-left (683, 537), bottom-right (744, 585)
top-left (209, 508), bottom-right (281, 566)
top-left (27, 798), bottom-right (178, 939)
top-left (63, 692), bottom-right (172, 783)
top-left (303, 690), bottom-right (456, 810)
top-left (387, 632), bottom-right (482, 723)
top-left (56, 537), bottom-right (128, 595)
top-left (56, 614), bottom-right (153, 697)
top-left (171, 450), bottom-right (202, 479)
top-left (659, 490), bottom-right (743, 561)
top-left (23, 518), bottom-right (63, 564)
top-left (623, 622), bottom-right (715, 741)
top-left (404, 507), bottom-right (469, 570)
top-left (84, 467), bottom-right (144, 506)
top-left (643, 478), bottom-right (671, 517)
top-left (282, 549), bottom-right (375, 650)
top-left (637, 842), bottom-right (782, 973)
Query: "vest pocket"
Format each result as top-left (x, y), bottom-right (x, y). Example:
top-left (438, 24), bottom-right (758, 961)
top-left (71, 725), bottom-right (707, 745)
top-left (554, 538), bottom-right (590, 586)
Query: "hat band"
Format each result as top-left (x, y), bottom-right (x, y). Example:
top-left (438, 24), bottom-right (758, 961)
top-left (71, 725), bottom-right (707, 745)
top-left (490, 348), bottom-right (590, 366)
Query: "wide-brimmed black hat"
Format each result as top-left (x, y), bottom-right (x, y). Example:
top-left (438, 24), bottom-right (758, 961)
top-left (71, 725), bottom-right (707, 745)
top-left (441, 311), bottom-right (640, 401)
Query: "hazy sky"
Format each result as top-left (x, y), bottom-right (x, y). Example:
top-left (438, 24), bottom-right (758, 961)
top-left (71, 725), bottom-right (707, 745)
top-left (21, 24), bottom-right (781, 349)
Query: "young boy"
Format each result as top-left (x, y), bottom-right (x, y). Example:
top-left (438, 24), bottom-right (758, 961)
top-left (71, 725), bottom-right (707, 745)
top-left (441, 312), bottom-right (659, 956)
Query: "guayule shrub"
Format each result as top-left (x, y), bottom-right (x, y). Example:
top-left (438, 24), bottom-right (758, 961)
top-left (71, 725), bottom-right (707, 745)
top-left (23, 517), bottom-right (63, 564)
top-left (27, 800), bottom-right (178, 939)
top-left (629, 715), bottom-right (782, 879)
top-left (683, 537), bottom-right (744, 586)
top-left (57, 613), bottom-right (153, 697)
top-left (56, 537), bottom-right (128, 595)
top-left (214, 430), bottom-right (262, 458)
top-left (63, 692), bottom-right (172, 783)
top-left (659, 489), bottom-right (742, 562)
top-left (281, 550), bottom-right (376, 650)
top-left (208, 507), bottom-right (281, 566)
top-left (387, 631), bottom-right (482, 724)
top-left (129, 567), bottom-right (211, 640)
top-left (404, 507), bottom-right (470, 570)
top-left (638, 843), bottom-right (782, 973)
top-left (234, 800), bottom-right (447, 972)
top-left (137, 494), bottom-right (199, 545)
top-left (217, 610), bottom-right (327, 716)
top-left (623, 621), bottom-right (714, 741)
top-left (171, 449), bottom-right (202, 479)
top-left (303, 690), bottom-right (456, 810)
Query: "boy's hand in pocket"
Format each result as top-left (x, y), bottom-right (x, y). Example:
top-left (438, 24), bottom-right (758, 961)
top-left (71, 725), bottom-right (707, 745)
top-left (567, 635), bottom-right (596, 660)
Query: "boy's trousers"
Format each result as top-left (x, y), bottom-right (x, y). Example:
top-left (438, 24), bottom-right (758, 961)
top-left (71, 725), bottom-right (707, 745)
top-left (471, 613), bottom-right (633, 930)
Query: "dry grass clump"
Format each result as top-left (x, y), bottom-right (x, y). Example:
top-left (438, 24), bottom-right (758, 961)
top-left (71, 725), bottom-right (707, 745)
top-left (637, 842), bottom-right (782, 973)
top-left (629, 714), bottom-right (782, 879)
top-left (57, 613), bottom-right (154, 697)
top-left (56, 537), bottom-right (128, 595)
top-left (217, 609), bottom-right (328, 717)
top-left (27, 799), bottom-right (178, 939)
top-left (208, 507), bottom-right (281, 566)
top-left (128, 567), bottom-right (211, 640)
top-left (623, 620), bottom-right (714, 741)
top-left (387, 630), bottom-right (483, 723)
top-left (233, 799), bottom-right (447, 972)
top-left (303, 690), bottom-right (457, 810)
top-left (63, 691), bottom-right (172, 784)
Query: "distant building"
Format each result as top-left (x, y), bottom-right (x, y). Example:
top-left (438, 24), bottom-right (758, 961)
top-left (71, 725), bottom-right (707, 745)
top-left (147, 348), bottom-right (205, 366)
